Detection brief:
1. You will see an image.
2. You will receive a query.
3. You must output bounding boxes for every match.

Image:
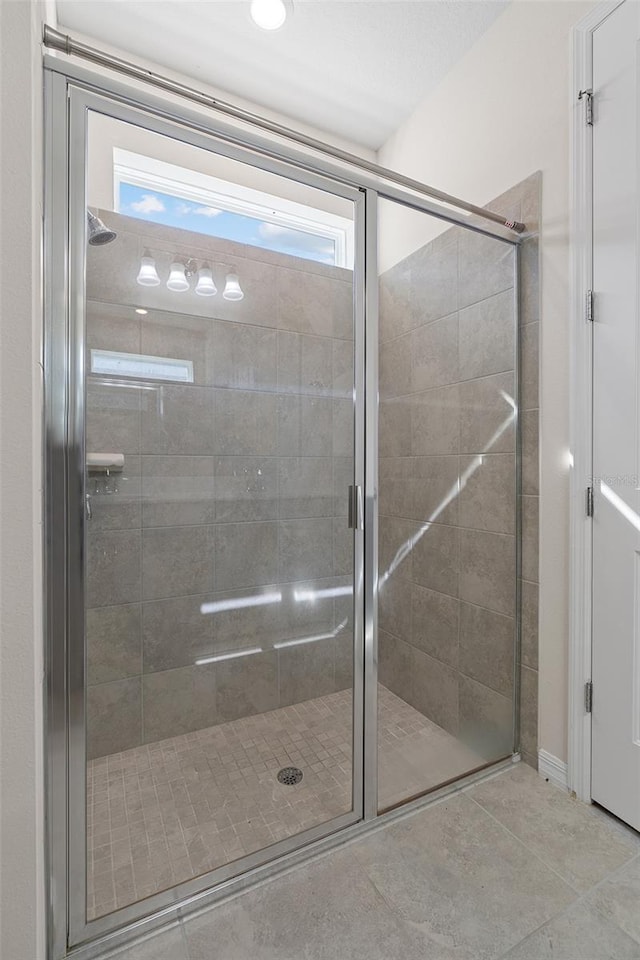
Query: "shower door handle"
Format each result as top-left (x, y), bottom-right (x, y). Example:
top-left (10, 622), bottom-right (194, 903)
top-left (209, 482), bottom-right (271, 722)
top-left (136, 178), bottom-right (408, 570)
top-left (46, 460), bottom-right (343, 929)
top-left (348, 485), bottom-right (363, 531)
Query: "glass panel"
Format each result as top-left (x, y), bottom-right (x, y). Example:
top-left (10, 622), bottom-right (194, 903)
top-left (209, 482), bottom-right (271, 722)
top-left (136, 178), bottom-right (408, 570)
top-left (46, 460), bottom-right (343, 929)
top-left (84, 112), bottom-right (356, 920)
top-left (376, 198), bottom-right (517, 811)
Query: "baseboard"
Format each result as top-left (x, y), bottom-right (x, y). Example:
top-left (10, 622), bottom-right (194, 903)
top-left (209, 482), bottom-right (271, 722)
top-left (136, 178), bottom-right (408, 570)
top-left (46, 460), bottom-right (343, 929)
top-left (538, 749), bottom-right (569, 791)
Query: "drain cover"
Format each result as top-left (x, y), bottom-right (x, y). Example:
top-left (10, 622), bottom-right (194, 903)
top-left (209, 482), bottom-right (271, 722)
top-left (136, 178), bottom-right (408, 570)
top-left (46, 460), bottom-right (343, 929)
top-left (277, 766), bottom-right (303, 786)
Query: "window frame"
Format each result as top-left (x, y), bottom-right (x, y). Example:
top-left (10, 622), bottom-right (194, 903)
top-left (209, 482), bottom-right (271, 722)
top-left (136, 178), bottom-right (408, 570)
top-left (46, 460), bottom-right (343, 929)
top-left (113, 148), bottom-right (354, 267)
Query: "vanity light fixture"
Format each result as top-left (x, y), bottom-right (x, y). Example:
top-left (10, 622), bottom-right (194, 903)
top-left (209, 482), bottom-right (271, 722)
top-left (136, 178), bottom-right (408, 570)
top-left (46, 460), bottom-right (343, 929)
top-left (136, 251), bottom-right (244, 299)
top-left (223, 270), bottom-right (245, 302)
top-left (136, 250), bottom-right (160, 286)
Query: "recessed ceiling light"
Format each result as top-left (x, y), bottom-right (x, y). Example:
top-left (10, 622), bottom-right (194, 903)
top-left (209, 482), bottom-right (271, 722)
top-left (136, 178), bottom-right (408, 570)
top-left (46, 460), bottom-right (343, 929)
top-left (135, 308), bottom-right (148, 315)
top-left (250, 0), bottom-right (287, 31)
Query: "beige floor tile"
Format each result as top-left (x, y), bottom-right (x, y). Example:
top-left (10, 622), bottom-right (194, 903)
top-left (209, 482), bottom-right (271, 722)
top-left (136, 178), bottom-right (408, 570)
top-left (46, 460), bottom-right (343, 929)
top-left (468, 764), bottom-right (639, 893)
top-left (585, 855), bottom-right (640, 946)
top-left (500, 900), bottom-right (640, 959)
top-left (352, 792), bottom-right (576, 960)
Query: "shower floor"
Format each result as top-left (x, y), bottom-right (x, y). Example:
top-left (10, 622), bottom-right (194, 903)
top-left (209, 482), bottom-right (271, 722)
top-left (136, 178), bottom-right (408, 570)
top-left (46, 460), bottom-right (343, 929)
top-left (87, 685), bottom-right (483, 920)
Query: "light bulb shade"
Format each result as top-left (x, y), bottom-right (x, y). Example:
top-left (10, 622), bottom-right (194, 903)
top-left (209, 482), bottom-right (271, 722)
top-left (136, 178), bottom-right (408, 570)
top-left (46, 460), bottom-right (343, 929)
top-left (223, 273), bottom-right (244, 301)
top-left (136, 255), bottom-right (160, 287)
top-left (250, 0), bottom-right (286, 30)
top-left (195, 266), bottom-right (217, 297)
top-left (167, 261), bottom-right (189, 292)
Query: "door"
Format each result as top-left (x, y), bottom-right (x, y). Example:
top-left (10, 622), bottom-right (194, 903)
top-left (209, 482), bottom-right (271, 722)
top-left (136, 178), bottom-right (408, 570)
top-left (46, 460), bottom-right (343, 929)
top-left (592, 0), bottom-right (640, 831)
top-left (54, 81), bottom-right (365, 946)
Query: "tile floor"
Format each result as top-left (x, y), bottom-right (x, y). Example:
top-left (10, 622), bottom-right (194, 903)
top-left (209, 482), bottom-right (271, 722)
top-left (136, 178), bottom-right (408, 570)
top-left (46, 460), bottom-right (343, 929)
top-left (106, 763), bottom-right (640, 960)
top-left (88, 685), bottom-right (482, 919)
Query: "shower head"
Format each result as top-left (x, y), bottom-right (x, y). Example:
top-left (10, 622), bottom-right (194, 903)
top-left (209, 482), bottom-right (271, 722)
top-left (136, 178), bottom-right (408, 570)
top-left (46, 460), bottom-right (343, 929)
top-left (87, 211), bottom-right (117, 245)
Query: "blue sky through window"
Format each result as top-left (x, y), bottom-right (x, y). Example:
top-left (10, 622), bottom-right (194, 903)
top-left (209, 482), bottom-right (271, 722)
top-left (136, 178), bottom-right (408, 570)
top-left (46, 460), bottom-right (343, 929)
top-left (119, 182), bottom-right (337, 265)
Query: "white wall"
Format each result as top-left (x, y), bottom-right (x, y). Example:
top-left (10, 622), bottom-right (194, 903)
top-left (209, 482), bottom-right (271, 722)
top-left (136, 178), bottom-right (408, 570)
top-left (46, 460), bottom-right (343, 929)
top-left (0, 2), bottom-right (48, 958)
top-left (378, 0), bottom-right (597, 764)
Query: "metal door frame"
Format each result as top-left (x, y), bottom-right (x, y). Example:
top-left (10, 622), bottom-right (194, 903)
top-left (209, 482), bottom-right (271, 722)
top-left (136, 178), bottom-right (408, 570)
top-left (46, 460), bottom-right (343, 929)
top-left (44, 59), bottom-right (522, 960)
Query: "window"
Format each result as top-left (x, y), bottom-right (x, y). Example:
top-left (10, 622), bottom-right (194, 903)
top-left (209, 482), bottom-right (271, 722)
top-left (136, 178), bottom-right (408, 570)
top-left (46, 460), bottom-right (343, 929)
top-left (113, 149), bottom-right (353, 268)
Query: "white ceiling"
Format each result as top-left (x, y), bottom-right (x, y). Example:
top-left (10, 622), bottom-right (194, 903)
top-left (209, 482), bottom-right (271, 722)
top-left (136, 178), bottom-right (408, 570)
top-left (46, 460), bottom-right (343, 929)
top-left (55, 0), bottom-right (508, 150)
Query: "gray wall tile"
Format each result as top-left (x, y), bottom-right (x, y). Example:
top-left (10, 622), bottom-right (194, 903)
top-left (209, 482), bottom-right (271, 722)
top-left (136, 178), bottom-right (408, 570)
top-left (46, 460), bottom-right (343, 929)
top-left (459, 372), bottom-right (516, 455)
top-left (379, 399), bottom-right (412, 458)
top-left (521, 579), bottom-right (539, 670)
top-left (279, 457), bottom-right (334, 518)
top-left (278, 639), bottom-right (335, 706)
top-left (212, 320), bottom-right (277, 391)
top-left (522, 409), bottom-right (539, 495)
top-left (458, 453), bottom-right (516, 535)
top-left (214, 521), bottom-right (278, 590)
top-left (142, 594), bottom-right (214, 673)
top-left (216, 389), bottom-right (277, 456)
top-left (410, 646), bottom-right (459, 735)
top-left (87, 678), bottom-right (142, 759)
top-left (87, 603), bottom-right (141, 685)
top-left (411, 313), bottom-right (459, 392)
top-left (409, 234), bottom-right (458, 325)
top-left (459, 289), bottom-right (514, 381)
top-left (459, 529), bottom-right (516, 617)
top-left (86, 382), bottom-right (141, 455)
top-left (379, 263), bottom-right (413, 343)
top-left (521, 496), bottom-right (539, 584)
top-left (279, 518), bottom-right (334, 582)
top-left (87, 529), bottom-right (142, 607)
top-left (141, 384), bottom-right (215, 456)
top-left (519, 665), bottom-right (538, 759)
top-left (214, 456), bottom-right (278, 522)
top-left (277, 330), bottom-right (333, 396)
top-left (520, 322), bottom-right (539, 410)
top-left (459, 602), bottom-right (515, 697)
top-left (141, 456), bottom-right (215, 527)
top-left (411, 584), bottom-right (459, 667)
top-left (277, 394), bottom-right (333, 457)
top-left (379, 571), bottom-right (412, 643)
top-left (142, 525), bottom-right (214, 600)
top-left (458, 230), bottom-right (515, 309)
top-left (216, 651), bottom-right (279, 721)
top-left (412, 522), bottom-right (459, 598)
top-left (380, 334), bottom-right (411, 400)
top-left (459, 674), bottom-right (513, 759)
top-left (142, 664), bottom-right (218, 742)
top-left (413, 455), bottom-right (460, 526)
top-left (411, 384), bottom-right (459, 457)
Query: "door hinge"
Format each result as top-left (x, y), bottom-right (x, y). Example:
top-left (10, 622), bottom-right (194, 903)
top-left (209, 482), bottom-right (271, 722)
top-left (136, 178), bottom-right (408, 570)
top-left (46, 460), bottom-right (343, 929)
top-left (585, 680), bottom-right (593, 713)
top-left (578, 88), bottom-right (593, 126)
top-left (586, 486), bottom-right (594, 518)
top-left (586, 289), bottom-right (594, 322)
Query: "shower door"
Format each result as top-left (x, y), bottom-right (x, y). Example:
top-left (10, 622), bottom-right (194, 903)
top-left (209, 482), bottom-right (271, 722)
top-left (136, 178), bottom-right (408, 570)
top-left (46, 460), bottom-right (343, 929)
top-left (48, 77), bottom-right (365, 949)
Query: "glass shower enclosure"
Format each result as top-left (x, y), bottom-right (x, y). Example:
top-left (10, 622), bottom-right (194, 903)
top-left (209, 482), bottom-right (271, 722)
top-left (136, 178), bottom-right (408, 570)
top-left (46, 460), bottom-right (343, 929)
top-left (44, 63), bottom-right (521, 958)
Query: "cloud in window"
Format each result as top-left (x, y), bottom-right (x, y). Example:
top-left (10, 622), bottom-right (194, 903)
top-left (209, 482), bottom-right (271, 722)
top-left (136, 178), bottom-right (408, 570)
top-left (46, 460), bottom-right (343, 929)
top-left (258, 221), bottom-right (334, 258)
top-left (193, 205), bottom-right (223, 218)
top-left (130, 193), bottom-right (165, 214)
top-left (173, 202), bottom-right (223, 218)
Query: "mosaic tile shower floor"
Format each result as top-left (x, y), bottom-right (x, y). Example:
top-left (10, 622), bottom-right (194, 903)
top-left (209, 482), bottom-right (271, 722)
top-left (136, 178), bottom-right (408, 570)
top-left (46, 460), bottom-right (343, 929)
top-left (87, 684), bottom-right (483, 919)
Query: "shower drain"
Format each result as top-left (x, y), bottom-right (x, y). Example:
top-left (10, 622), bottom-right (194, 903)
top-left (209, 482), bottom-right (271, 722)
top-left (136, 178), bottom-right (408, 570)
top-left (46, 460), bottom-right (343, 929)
top-left (277, 766), bottom-right (303, 786)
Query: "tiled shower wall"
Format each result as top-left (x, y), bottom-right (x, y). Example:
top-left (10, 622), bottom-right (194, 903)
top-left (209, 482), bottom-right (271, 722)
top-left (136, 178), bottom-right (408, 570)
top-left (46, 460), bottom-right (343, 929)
top-left (378, 174), bottom-right (540, 768)
top-left (85, 210), bottom-right (354, 759)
